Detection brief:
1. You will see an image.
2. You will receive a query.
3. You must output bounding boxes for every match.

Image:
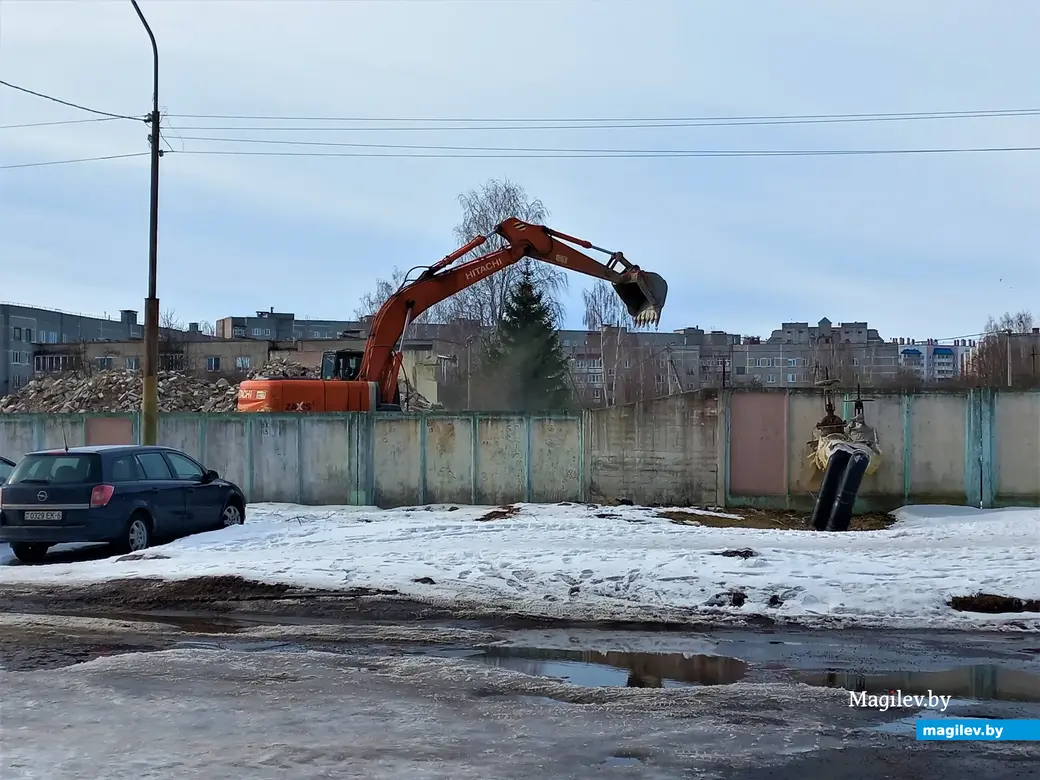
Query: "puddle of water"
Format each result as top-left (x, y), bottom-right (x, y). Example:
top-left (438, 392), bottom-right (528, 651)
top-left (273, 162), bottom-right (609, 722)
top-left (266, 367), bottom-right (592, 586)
top-left (476, 646), bottom-right (748, 688)
top-left (602, 756), bottom-right (643, 767)
top-left (797, 664), bottom-right (1040, 703)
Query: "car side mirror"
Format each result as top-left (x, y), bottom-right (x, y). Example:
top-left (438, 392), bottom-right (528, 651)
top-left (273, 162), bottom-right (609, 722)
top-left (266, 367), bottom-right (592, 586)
top-left (203, 469), bottom-right (219, 483)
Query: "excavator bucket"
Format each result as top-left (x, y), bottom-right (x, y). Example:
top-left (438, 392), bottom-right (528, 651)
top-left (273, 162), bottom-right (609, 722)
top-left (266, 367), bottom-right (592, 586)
top-left (613, 270), bottom-right (668, 327)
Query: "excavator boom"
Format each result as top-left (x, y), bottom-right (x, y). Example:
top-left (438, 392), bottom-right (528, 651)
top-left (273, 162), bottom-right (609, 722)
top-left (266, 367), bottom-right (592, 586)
top-left (237, 218), bottom-right (667, 413)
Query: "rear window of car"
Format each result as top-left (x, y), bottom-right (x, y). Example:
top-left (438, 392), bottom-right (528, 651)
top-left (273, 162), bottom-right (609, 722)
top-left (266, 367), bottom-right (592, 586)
top-left (0, 459), bottom-right (14, 482)
top-left (7, 454), bottom-right (102, 485)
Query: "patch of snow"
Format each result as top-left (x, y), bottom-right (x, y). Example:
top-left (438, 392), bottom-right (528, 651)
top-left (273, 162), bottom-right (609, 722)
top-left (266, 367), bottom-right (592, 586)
top-left (0, 502), bottom-right (1037, 630)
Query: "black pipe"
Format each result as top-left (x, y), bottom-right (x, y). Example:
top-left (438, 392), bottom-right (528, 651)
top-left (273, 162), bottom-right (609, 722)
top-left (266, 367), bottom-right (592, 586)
top-left (809, 448), bottom-right (851, 530)
top-left (826, 452), bottom-right (870, 532)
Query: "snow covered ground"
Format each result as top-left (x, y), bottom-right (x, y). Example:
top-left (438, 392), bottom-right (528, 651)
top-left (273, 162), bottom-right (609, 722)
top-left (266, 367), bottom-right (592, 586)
top-left (0, 502), bottom-right (1037, 629)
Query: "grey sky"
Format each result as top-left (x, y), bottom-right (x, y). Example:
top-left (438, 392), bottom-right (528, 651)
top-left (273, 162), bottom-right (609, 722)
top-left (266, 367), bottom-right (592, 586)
top-left (1, 0), bottom-right (1037, 340)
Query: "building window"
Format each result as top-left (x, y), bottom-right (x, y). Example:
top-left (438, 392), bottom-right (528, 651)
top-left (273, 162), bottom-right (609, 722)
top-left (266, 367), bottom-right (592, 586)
top-left (607, 368), bottom-right (615, 377)
top-left (233, 326), bottom-right (247, 338)
top-left (251, 328), bottom-right (262, 336)
top-left (757, 358), bottom-right (770, 367)
top-left (576, 359), bottom-right (587, 368)
top-left (735, 366), bottom-right (746, 375)
top-left (12, 327), bottom-right (21, 341)
top-left (263, 328), bottom-right (271, 337)
top-left (592, 389), bottom-right (601, 400)
top-left (590, 372), bottom-right (603, 383)
top-left (766, 374), bottom-right (777, 383)
top-left (206, 356), bottom-right (221, 372)
top-left (787, 372), bottom-right (798, 383)
top-left (787, 358), bottom-right (798, 367)
top-left (853, 357), bottom-right (860, 366)
top-left (235, 356), bottom-right (252, 370)
top-left (126, 357), bottom-right (140, 370)
top-left (24, 328), bottom-right (33, 342)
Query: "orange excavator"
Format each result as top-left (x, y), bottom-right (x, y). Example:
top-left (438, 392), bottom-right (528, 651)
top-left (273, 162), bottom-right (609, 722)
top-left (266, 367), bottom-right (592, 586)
top-left (237, 218), bottom-right (668, 412)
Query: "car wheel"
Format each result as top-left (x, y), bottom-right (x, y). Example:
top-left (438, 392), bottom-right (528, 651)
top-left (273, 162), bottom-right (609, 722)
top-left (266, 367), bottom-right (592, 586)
top-left (120, 513), bottom-right (152, 553)
top-left (11, 542), bottom-right (49, 564)
top-left (221, 502), bottom-right (244, 527)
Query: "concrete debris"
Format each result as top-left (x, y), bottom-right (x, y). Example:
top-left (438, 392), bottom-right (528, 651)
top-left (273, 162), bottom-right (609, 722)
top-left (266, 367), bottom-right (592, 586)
top-left (248, 358), bottom-right (319, 380)
top-left (0, 370), bottom-right (240, 414)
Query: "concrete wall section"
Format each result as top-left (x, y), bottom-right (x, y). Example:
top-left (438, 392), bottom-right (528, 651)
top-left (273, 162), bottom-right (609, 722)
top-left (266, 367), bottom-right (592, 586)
top-left (585, 393), bottom-right (719, 506)
top-left (528, 417), bottom-right (581, 503)
top-left (423, 417), bottom-right (473, 505)
top-left (992, 391), bottom-right (1040, 504)
top-left (200, 416), bottom-right (250, 500)
top-left (908, 392), bottom-right (969, 504)
top-left (371, 416), bottom-right (422, 507)
top-left (0, 416), bottom-right (44, 459)
top-left (474, 417), bottom-right (529, 505)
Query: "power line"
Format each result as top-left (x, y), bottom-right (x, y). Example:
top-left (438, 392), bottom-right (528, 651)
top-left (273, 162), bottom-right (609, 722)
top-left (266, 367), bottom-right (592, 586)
top-left (163, 111), bottom-right (1040, 134)
top-left (171, 143), bottom-right (1040, 158)
top-left (6, 143), bottom-right (1039, 171)
top-left (0, 152), bottom-right (149, 170)
top-left (0, 117), bottom-right (122, 130)
top-left (165, 107), bottom-right (1040, 126)
top-left (0, 79), bottom-right (141, 121)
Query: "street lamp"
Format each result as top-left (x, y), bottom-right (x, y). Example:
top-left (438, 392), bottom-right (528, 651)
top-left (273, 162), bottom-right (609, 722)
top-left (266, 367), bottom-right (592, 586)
top-left (130, 0), bottom-right (161, 445)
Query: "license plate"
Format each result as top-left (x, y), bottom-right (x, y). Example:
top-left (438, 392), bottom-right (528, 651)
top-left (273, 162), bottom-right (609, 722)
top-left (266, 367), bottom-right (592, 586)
top-left (24, 510), bottom-right (63, 522)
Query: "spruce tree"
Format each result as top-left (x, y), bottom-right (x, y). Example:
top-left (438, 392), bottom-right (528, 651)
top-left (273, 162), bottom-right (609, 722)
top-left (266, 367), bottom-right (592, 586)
top-left (482, 265), bottom-right (572, 412)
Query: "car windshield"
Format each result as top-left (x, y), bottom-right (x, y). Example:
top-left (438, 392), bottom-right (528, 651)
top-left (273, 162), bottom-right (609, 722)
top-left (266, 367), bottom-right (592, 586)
top-left (0, 459), bottom-right (14, 483)
top-left (7, 453), bottom-right (102, 485)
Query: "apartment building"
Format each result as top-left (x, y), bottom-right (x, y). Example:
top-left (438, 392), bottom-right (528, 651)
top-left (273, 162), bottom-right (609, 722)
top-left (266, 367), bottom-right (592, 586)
top-left (0, 305), bottom-right (150, 395)
top-left (216, 309), bottom-right (366, 341)
top-left (893, 337), bottom-right (976, 382)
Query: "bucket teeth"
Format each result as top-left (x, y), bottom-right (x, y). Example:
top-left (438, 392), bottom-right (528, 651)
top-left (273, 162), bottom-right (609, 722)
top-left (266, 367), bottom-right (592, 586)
top-left (634, 308), bottom-right (661, 328)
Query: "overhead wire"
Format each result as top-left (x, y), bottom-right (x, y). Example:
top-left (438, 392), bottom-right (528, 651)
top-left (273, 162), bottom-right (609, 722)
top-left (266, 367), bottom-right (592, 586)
top-left (0, 117), bottom-right (124, 130)
top-left (0, 152), bottom-right (149, 170)
top-left (167, 145), bottom-right (1040, 159)
top-left (0, 79), bottom-right (142, 121)
top-left (164, 107), bottom-right (1040, 125)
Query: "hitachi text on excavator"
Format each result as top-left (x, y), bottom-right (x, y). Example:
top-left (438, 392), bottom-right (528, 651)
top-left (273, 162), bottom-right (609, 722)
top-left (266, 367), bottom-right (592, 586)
top-left (237, 218), bottom-right (668, 413)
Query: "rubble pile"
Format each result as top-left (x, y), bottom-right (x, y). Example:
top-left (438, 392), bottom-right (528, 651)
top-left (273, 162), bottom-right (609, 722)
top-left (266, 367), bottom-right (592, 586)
top-left (248, 358), bottom-right (319, 379)
top-left (0, 370), bottom-right (240, 414)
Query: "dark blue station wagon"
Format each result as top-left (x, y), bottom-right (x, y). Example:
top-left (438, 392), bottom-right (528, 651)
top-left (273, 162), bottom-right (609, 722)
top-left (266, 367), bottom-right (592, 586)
top-left (0, 445), bottom-right (246, 564)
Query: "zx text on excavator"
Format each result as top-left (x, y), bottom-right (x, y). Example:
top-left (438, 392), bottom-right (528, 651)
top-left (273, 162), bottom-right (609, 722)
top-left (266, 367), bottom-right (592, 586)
top-left (237, 218), bottom-right (668, 413)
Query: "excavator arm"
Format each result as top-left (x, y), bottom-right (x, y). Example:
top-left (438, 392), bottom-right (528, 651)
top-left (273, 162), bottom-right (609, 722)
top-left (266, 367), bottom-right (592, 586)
top-left (358, 218), bottom-right (668, 404)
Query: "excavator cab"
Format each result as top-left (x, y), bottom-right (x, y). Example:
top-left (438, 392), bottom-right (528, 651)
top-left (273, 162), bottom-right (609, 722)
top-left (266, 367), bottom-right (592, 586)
top-left (320, 349), bottom-right (364, 381)
top-left (612, 269), bottom-right (669, 327)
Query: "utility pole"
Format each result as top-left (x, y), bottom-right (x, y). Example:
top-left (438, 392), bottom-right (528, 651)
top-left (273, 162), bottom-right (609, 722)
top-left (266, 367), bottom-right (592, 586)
top-left (131, 0), bottom-right (162, 445)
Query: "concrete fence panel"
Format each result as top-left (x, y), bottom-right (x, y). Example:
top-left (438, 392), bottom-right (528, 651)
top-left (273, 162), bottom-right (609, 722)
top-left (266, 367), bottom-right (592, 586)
top-left (528, 417), bottom-right (582, 503)
top-left (993, 391), bottom-right (1040, 505)
top-left (371, 415), bottom-right (422, 507)
top-left (586, 393), bottom-right (719, 506)
top-left (423, 416), bottom-right (474, 505)
top-left (474, 416), bottom-right (529, 504)
top-left (200, 416), bottom-right (250, 500)
top-left (0, 416), bottom-right (43, 459)
top-left (297, 415), bottom-right (365, 506)
top-left (908, 392), bottom-right (969, 504)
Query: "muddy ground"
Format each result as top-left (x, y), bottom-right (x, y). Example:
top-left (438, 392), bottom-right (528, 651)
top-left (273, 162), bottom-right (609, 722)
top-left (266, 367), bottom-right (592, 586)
top-left (2, 609), bottom-right (1039, 780)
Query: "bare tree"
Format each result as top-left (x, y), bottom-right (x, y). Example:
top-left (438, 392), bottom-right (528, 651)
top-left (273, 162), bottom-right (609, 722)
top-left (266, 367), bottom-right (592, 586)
top-left (197, 320), bottom-right (216, 336)
top-left (582, 280), bottom-right (626, 330)
top-left (441, 177), bottom-right (565, 330)
top-left (159, 308), bottom-right (184, 342)
top-left (969, 309), bottom-right (1038, 388)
